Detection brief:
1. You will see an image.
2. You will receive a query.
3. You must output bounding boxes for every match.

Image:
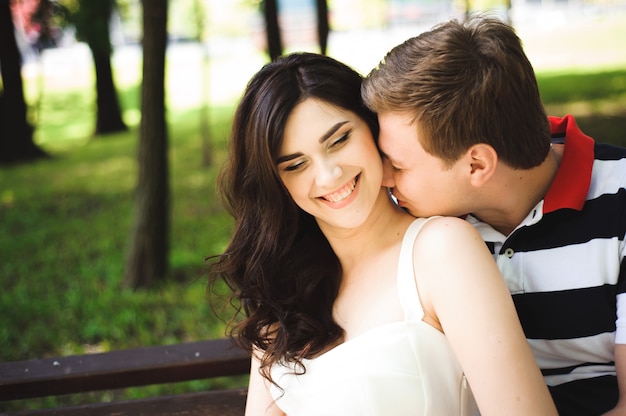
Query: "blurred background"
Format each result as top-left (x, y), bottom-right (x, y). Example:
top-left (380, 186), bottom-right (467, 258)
top-left (1, 0), bottom-right (626, 410)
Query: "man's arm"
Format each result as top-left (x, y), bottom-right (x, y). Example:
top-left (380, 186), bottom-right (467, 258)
top-left (603, 344), bottom-right (626, 415)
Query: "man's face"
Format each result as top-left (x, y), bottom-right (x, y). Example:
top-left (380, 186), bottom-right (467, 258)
top-left (377, 112), bottom-right (469, 218)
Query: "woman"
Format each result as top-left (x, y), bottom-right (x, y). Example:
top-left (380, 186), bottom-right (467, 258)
top-left (209, 52), bottom-right (557, 415)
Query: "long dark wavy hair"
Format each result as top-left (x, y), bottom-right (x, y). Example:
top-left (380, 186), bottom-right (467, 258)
top-left (208, 52), bottom-right (379, 383)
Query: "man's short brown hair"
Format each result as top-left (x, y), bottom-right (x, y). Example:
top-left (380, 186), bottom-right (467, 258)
top-left (362, 16), bottom-right (551, 169)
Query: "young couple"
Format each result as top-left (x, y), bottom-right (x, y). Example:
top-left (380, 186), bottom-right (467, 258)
top-left (209, 15), bottom-right (625, 416)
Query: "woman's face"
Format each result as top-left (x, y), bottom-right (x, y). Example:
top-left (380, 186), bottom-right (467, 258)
top-left (276, 98), bottom-right (384, 230)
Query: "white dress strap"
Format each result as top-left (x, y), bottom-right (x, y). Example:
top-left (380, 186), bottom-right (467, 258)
top-left (396, 217), bottom-right (438, 322)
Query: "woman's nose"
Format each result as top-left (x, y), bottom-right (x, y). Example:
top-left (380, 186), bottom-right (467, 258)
top-left (315, 162), bottom-right (342, 187)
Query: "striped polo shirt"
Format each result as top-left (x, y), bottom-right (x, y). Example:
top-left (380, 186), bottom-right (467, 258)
top-left (466, 114), bottom-right (626, 387)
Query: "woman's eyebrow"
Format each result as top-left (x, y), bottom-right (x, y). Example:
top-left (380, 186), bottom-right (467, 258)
top-left (276, 121), bottom-right (351, 165)
top-left (276, 152), bottom-right (302, 165)
top-left (319, 121), bottom-right (349, 143)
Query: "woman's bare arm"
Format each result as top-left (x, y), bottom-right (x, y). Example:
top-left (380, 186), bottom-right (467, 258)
top-left (245, 350), bottom-right (285, 416)
top-left (414, 216), bottom-right (558, 415)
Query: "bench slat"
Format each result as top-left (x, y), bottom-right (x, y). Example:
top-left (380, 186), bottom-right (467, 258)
top-left (3, 388), bottom-right (248, 416)
top-left (0, 339), bottom-right (250, 401)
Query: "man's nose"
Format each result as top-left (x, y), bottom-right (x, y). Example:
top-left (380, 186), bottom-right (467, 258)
top-left (381, 158), bottom-right (396, 188)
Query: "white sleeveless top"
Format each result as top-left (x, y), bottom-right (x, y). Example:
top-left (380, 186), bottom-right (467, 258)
top-left (269, 218), bottom-right (480, 415)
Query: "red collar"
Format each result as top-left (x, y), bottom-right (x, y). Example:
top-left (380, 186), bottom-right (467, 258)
top-left (543, 115), bottom-right (595, 213)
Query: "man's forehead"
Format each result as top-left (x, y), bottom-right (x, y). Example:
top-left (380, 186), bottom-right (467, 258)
top-left (378, 136), bottom-right (404, 166)
top-left (379, 111), bottom-right (414, 126)
top-left (378, 116), bottom-right (414, 152)
top-left (377, 131), bottom-right (394, 156)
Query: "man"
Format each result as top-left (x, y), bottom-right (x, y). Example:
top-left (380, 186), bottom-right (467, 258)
top-left (362, 16), bottom-right (626, 415)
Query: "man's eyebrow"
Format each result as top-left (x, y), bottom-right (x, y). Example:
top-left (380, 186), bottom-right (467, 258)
top-left (319, 121), bottom-right (349, 143)
top-left (381, 151), bottom-right (402, 167)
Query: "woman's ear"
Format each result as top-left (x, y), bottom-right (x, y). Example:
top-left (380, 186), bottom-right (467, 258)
top-left (467, 144), bottom-right (497, 187)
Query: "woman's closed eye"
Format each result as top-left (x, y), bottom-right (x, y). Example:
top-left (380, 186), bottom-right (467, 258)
top-left (283, 158), bottom-right (307, 172)
top-left (278, 129), bottom-right (352, 173)
top-left (330, 131), bottom-right (351, 149)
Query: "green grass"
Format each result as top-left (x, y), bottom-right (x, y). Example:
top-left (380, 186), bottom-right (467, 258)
top-left (539, 70), bottom-right (626, 104)
top-left (538, 69), bottom-right (626, 147)
top-left (0, 67), bottom-right (245, 410)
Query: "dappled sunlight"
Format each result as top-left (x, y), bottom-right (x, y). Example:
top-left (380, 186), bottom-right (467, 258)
top-left (178, 171), bottom-right (211, 190)
top-left (545, 95), bottom-right (626, 118)
top-left (123, 108), bottom-right (141, 126)
top-left (518, 13), bottom-right (626, 72)
top-left (74, 156), bottom-right (135, 178)
top-left (1, 190), bottom-right (15, 208)
top-left (166, 43), bottom-right (207, 110)
top-left (37, 124), bottom-right (92, 150)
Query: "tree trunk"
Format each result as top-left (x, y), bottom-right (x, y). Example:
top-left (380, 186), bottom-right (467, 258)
top-left (123, 0), bottom-right (169, 289)
top-left (73, 0), bottom-right (127, 136)
top-left (263, 0), bottom-right (282, 61)
top-left (315, 0), bottom-right (329, 55)
top-left (200, 47), bottom-right (211, 167)
top-left (0, 0), bottom-right (47, 164)
top-left (91, 47), bottom-right (127, 135)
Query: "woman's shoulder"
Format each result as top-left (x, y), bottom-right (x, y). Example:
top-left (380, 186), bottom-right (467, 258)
top-left (418, 216), bottom-right (479, 241)
top-left (411, 216), bottom-right (485, 266)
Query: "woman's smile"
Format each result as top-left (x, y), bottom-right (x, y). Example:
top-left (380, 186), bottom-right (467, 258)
top-left (320, 174), bottom-right (360, 203)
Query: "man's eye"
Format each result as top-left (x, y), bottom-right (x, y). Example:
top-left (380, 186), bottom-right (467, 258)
top-left (384, 157), bottom-right (401, 172)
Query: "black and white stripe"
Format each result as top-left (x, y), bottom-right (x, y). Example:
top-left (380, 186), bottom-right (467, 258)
top-left (467, 139), bottom-right (626, 387)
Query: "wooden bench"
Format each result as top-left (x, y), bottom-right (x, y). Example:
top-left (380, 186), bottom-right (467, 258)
top-left (0, 338), bottom-right (250, 415)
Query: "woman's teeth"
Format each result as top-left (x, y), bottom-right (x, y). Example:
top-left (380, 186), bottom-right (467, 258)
top-left (323, 177), bottom-right (357, 203)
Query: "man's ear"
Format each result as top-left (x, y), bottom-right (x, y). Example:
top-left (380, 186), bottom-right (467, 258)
top-left (466, 144), bottom-right (497, 187)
